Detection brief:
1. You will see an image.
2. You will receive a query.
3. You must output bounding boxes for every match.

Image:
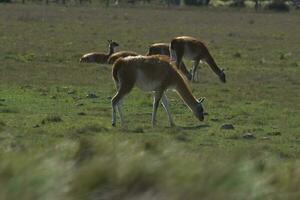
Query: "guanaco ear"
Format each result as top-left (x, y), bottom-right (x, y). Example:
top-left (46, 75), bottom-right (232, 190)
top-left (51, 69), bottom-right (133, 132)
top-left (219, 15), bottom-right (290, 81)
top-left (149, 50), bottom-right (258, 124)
top-left (221, 68), bottom-right (225, 72)
top-left (198, 97), bottom-right (205, 103)
top-left (107, 39), bottom-right (112, 43)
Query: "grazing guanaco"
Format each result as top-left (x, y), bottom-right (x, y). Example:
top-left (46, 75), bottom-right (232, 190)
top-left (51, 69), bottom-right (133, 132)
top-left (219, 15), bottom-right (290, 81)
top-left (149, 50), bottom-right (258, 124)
top-left (80, 40), bottom-right (119, 64)
top-left (147, 43), bottom-right (192, 80)
top-left (170, 36), bottom-right (226, 83)
top-left (107, 51), bottom-right (139, 64)
top-left (111, 55), bottom-right (205, 127)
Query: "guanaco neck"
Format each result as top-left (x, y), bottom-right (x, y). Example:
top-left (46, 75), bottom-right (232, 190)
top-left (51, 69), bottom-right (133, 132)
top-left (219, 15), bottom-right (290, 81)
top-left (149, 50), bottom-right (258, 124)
top-left (108, 45), bottom-right (115, 56)
top-left (204, 51), bottom-right (222, 76)
top-left (174, 76), bottom-right (198, 112)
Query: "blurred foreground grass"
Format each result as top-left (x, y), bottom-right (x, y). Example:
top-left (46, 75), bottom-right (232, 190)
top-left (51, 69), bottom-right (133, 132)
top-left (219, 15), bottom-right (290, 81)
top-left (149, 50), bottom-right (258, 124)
top-left (1, 137), bottom-right (300, 200)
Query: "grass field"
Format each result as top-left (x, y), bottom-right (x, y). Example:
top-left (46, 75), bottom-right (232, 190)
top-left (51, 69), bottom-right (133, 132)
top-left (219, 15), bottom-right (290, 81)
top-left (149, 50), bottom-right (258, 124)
top-left (0, 4), bottom-right (300, 200)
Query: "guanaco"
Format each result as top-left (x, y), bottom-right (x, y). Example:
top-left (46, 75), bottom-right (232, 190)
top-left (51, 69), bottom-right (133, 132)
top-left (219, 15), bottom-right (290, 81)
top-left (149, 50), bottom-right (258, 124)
top-left (170, 36), bottom-right (226, 82)
top-left (80, 40), bottom-right (119, 64)
top-left (111, 55), bottom-right (205, 127)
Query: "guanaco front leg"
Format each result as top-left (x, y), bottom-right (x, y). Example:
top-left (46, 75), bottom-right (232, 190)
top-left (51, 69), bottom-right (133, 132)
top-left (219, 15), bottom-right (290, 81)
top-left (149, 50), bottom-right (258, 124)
top-left (161, 94), bottom-right (175, 127)
top-left (191, 60), bottom-right (200, 82)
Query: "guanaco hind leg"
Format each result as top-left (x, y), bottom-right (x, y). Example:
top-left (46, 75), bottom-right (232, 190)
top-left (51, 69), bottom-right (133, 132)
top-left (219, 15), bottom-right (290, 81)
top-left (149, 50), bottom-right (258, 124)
top-left (152, 92), bottom-right (175, 127)
top-left (152, 91), bottom-right (163, 127)
top-left (117, 100), bottom-right (124, 125)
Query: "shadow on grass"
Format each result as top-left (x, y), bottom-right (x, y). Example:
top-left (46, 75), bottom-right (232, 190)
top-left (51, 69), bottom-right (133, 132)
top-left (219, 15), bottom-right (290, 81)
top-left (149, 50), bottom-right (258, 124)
top-left (0, 120), bottom-right (6, 132)
top-left (178, 124), bottom-right (211, 130)
top-left (67, 124), bottom-right (109, 139)
top-left (0, 108), bottom-right (18, 113)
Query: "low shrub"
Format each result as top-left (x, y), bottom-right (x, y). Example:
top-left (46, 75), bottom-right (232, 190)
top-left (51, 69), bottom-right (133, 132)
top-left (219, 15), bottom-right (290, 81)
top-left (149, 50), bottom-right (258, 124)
top-left (266, 0), bottom-right (290, 11)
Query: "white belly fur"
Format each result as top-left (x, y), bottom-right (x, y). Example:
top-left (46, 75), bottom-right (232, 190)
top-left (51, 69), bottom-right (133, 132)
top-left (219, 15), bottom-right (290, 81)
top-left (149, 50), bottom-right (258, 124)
top-left (135, 70), bottom-right (161, 91)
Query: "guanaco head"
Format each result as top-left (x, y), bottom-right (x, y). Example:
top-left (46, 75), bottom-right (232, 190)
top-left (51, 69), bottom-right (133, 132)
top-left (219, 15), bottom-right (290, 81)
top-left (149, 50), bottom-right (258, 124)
top-left (219, 69), bottom-right (226, 83)
top-left (194, 97), bottom-right (205, 121)
top-left (107, 40), bottom-right (119, 50)
top-left (79, 56), bottom-right (88, 63)
top-left (146, 47), bottom-right (154, 56)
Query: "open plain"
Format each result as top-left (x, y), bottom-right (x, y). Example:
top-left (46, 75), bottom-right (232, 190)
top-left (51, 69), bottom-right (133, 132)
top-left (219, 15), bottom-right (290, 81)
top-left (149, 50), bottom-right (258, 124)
top-left (0, 4), bottom-right (300, 200)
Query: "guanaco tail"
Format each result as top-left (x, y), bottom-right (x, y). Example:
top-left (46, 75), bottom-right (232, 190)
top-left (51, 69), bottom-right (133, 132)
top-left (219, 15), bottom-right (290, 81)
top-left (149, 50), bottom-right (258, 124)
top-left (170, 36), bottom-right (226, 83)
top-left (111, 55), bottom-right (205, 127)
top-left (80, 40), bottom-right (119, 64)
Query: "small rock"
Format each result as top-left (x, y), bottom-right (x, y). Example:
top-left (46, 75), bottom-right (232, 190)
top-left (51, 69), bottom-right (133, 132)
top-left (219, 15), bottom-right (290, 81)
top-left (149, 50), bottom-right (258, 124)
top-left (86, 93), bottom-right (98, 99)
top-left (280, 52), bottom-right (292, 60)
top-left (259, 58), bottom-right (266, 64)
top-left (221, 124), bottom-right (235, 130)
top-left (261, 136), bottom-right (270, 140)
top-left (243, 133), bottom-right (256, 139)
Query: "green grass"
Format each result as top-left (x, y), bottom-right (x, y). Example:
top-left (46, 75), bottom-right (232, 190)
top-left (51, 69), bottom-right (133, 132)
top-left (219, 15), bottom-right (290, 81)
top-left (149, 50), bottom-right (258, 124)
top-left (0, 4), bottom-right (300, 200)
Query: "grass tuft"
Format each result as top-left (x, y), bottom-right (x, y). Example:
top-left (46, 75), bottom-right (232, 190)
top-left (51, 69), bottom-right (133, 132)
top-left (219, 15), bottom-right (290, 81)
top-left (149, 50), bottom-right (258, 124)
top-left (41, 114), bottom-right (63, 124)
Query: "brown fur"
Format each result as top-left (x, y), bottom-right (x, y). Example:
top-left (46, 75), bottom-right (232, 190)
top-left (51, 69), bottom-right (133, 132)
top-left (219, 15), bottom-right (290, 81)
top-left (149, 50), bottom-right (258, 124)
top-left (107, 51), bottom-right (139, 64)
top-left (111, 55), bottom-right (205, 126)
top-left (147, 43), bottom-right (192, 80)
top-left (170, 36), bottom-right (226, 82)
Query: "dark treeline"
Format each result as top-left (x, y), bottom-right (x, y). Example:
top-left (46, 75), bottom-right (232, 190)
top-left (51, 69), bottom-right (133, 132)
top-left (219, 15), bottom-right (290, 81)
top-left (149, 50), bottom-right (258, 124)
top-left (0, 0), bottom-right (299, 12)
